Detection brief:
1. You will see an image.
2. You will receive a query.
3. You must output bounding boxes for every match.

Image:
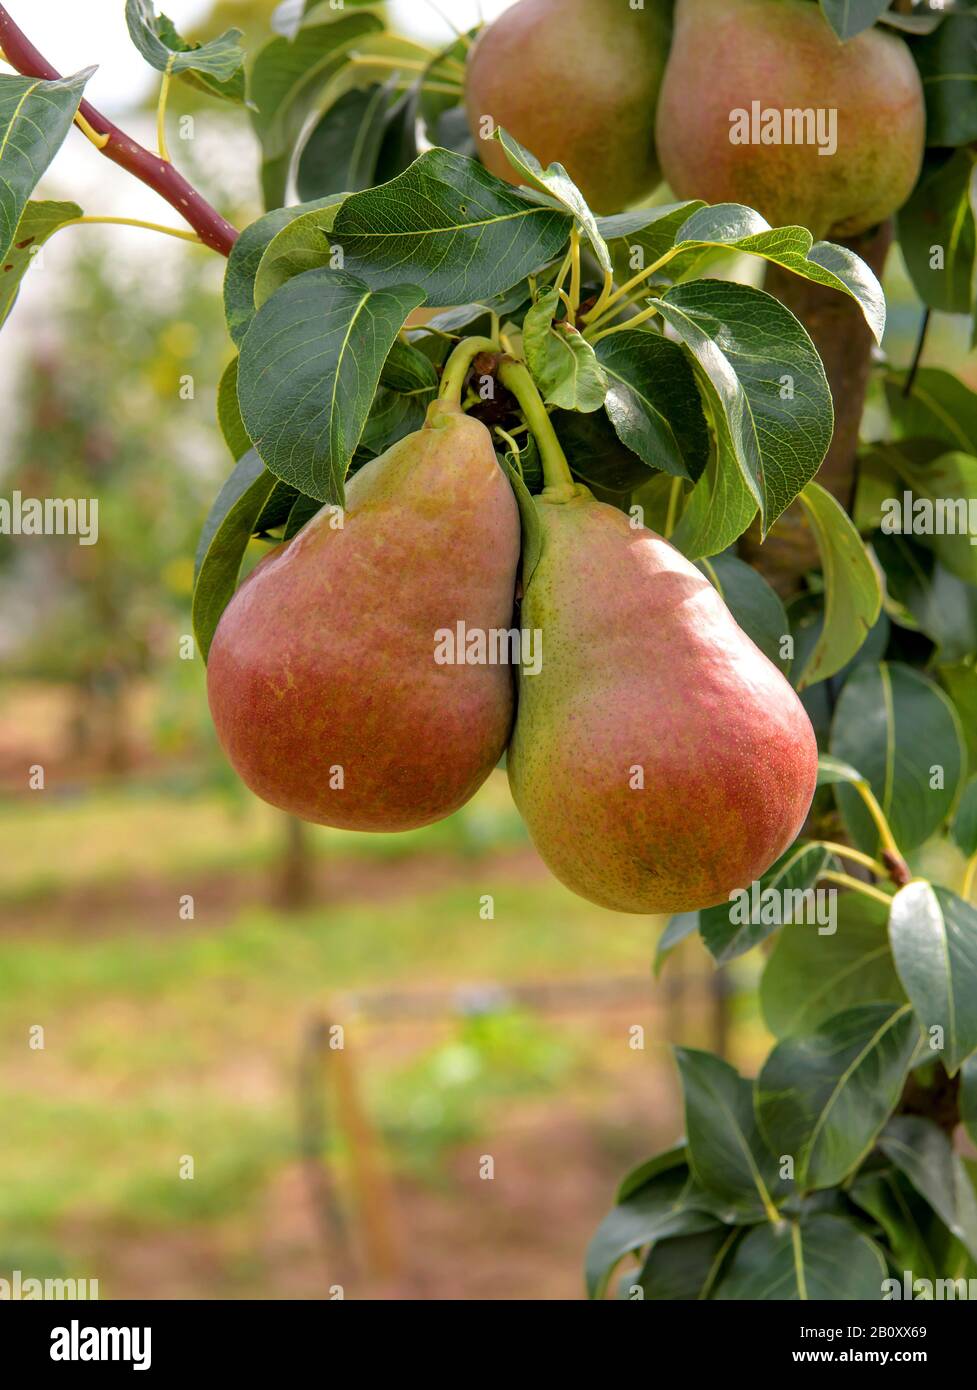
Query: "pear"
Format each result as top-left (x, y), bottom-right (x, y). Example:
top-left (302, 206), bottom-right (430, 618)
top-left (507, 487), bottom-right (819, 914)
top-left (465, 0), bottom-right (673, 214)
top-left (207, 401), bottom-right (520, 831)
top-left (656, 0), bottom-right (925, 238)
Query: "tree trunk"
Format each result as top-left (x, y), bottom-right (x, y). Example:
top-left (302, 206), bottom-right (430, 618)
top-left (278, 814), bottom-right (315, 909)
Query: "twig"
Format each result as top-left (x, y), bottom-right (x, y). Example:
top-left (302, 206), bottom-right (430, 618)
top-left (0, 6), bottom-right (238, 256)
top-left (59, 215), bottom-right (202, 244)
top-left (903, 306), bottom-right (931, 399)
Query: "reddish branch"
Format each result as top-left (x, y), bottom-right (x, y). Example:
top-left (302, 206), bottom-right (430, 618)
top-left (0, 5), bottom-right (238, 256)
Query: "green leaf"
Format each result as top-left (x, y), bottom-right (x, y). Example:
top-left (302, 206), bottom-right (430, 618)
top-left (217, 356), bottom-right (250, 461)
top-left (849, 1168), bottom-right (953, 1284)
top-left (654, 912), bottom-right (699, 977)
top-left (416, 29), bottom-right (475, 152)
top-left (523, 289), bottom-right (607, 412)
top-left (595, 330), bottom-right (710, 482)
top-left (714, 1215), bottom-right (888, 1301)
top-left (699, 843), bottom-right (832, 966)
top-left (125, 1), bottom-right (245, 100)
top-left (497, 451), bottom-right (544, 590)
top-left (756, 1002), bottom-right (918, 1190)
top-left (889, 881), bottom-right (977, 1076)
top-left (671, 205), bottom-right (885, 342)
top-left (296, 82), bottom-right (391, 203)
top-left (493, 128), bottom-right (610, 273)
top-left (881, 448), bottom-right (977, 585)
top-left (830, 663), bottom-right (966, 856)
top-left (697, 552), bottom-right (790, 672)
top-left (761, 893), bottom-right (903, 1039)
top-left (654, 280), bottom-right (833, 534)
top-left (249, 13), bottom-right (384, 208)
top-left (253, 196), bottom-right (347, 310)
top-left (879, 1116), bottom-right (977, 1261)
top-left (913, 13), bottom-right (977, 148)
top-left (253, 478), bottom-right (302, 534)
top-left (615, 1145), bottom-right (689, 1203)
top-left (669, 442), bottom-right (758, 561)
top-left (886, 368), bottom-right (977, 454)
top-left (816, 754), bottom-right (866, 788)
top-left (898, 150), bottom-right (977, 315)
top-left (952, 777), bottom-right (977, 859)
top-left (635, 1227), bottom-right (739, 1301)
top-left (224, 198), bottom-right (340, 346)
top-left (940, 663), bottom-right (977, 769)
top-left (962, 1054), bottom-right (977, 1149)
top-left (237, 269), bottom-right (424, 504)
top-left (675, 1048), bottom-right (786, 1220)
top-left (380, 338), bottom-right (438, 396)
top-left (328, 148), bottom-right (571, 307)
top-left (794, 482), bottom-right (882, 689)
top-left (600, 201), bottom-right (706, 282)
top-left (552, 407), bottom-right (656, 498)
top-left (818, 0), bottom-right (897, 43)
top-left (282, 491), bottom-right (321, 541)
top-left (584, 1163), bottom-right (720, 1300)
top-left (192, 451), bottom-right (279, 660)
top-left (875, 536), bottom-right (977, 665)
top-left (0, 199), bottom-right (80, 330)
top-left (359, 385), bottom-right (427, 456)
top-left (0, 69), bottom-right (93, 269)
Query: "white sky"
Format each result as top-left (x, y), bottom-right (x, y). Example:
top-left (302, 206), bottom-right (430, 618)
top-left (3, 0), bottom-right (516, 114)
top-left (0, 1), bottom-right (518, 415)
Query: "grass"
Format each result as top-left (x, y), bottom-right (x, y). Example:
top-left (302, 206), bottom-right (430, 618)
top-left (0, 768), bottom-right (746, 1298)
top-left (0, 779), bottom-right (657, 1244)
top-left (0, 772), bottom-right (529, 901)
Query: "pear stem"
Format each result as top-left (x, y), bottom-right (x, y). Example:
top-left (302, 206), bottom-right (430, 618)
top-left (588, 300), bottom-right (661, 345)
top-left (157, 60), bottom-right (174, 162)
top-left (569, 228), bottom-right (582, 317)
top-left (664, 477), bottom-right (683, 539)
top-left (816, 841), bottom-right (889, 878)
top-left (583, 245), bottom-right (681, 326)
top-left (849, 779), bottom-right (904, 862)
top-left (963, 854), bottom-right (977, 903)
top-left (818, 871), bottom-right (894, 909)
top-left (497, 360), bottom-right (576, 499)
top-left (495, 426), bottom-right (524, 476)
top-left (438, 335), bottom-right (498, 405)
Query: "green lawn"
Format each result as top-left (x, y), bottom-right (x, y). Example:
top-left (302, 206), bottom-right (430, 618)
top-left (0, 773), bottom-right (660, 1252)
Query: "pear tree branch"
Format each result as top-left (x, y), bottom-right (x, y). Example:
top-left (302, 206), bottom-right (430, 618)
top-left (0, 5), bottom-right (239, 256)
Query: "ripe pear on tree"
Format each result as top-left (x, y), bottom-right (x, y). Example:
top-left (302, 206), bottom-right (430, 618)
top-left (500, 363), bottom-right (818, 915)
top-left (465, 0), bottom-right (673, 214)
top-left (656, 0), bottom-right (925, 238)
top-left (207, 341), bottom-right (520, 832)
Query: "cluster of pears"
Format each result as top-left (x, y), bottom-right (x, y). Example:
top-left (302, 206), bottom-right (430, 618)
top-left (465, 0), bottom-right (925, 237)
top-left (207, 349), bottom-right (818, 916)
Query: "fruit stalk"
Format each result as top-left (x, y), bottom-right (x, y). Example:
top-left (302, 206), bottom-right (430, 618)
top-left (438, 335), bottom-right (499, 405)
top-left (497, 359), bottom-right (576, 500)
